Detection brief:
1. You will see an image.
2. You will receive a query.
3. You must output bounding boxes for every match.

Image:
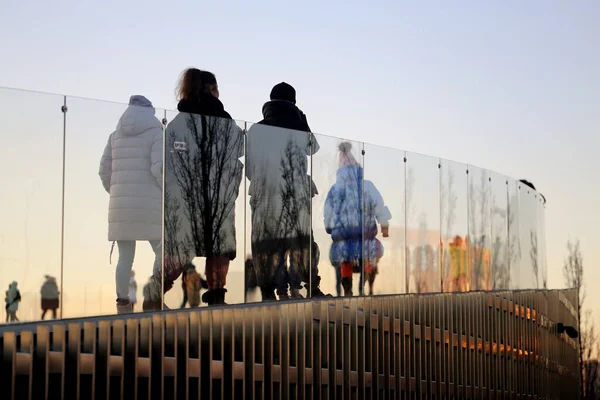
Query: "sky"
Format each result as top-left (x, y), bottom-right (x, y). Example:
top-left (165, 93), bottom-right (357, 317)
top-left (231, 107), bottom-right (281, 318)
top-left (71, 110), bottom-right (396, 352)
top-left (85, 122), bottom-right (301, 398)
top-left (0, 1), bottom-right (598, 327)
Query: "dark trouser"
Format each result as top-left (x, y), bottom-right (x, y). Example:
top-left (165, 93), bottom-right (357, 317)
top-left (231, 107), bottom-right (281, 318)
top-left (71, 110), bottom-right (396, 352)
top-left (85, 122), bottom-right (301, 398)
top-left (251, 236), bottom-right (320, 300)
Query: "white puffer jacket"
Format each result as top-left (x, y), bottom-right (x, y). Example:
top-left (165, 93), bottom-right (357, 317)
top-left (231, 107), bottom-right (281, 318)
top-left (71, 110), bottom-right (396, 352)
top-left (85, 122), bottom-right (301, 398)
top-left (99, 96), bottom-right (163, 241)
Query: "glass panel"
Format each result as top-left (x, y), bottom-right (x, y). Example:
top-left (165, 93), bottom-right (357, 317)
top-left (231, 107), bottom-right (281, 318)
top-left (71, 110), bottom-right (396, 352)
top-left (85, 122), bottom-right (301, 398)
top-left (518, 182), bottom-right (539, 289)
top-left (63, 97), bottom-right (164, 318)
top-left (538, 195), bottom-right (548, 289)
top-left (440, 159), bottom-right (468, 292)
top-left (312, 134), bottom-right (363, 297)
top-left (362, 143), bottom-right (405, 295)
top-left (490, 172), bottom-right (509, 290)
top-left (0, 88), bottom-right (63, 323)
top-left (507, 179), bottom-right (521, 289)
top-left (406, 152), bottom-right (441, 293)
top-left (468, 166), bottom-right (492, 291)
top-left (245, 124), bottom-right (312, 301)
top-left (163, 112), bottom-right (245, 309)
top-left (490, 172), bottom-right (510, 290)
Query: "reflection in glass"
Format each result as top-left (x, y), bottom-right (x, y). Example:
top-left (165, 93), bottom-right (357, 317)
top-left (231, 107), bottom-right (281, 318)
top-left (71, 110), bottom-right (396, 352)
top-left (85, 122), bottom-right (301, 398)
top-left (490, 173), bottom-right (509, 289)
top-left (538, 195), bottom-right (548, 289)
top-left (0, 89), bottom-right (63, 323)
top-left (406, 152), bottom-right (441, 293)
top-left (163, 113), bottom-right (244, 308)
top-left (246, 125), bottom-right (316, 301)
top-left (323, 142), bottom-right (392, 296)
top-left (517, 182), bottom-right (539, 289)
top-left (440, 160), bottom-right (468, 292)
top-left (64, 98), bottom-right (164, 318)
top-left (468, 167), bottom-right (492, 291)
top-left (312, 135), bottom-right (362, 297)
top-left (362, 143), bottom-right (405, 295)
top-left (507, 180), bottom-right (521, 289)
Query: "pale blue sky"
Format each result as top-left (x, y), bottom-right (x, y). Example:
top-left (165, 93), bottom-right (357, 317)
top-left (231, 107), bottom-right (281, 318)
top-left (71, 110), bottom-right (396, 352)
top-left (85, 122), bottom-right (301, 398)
top-left (1, 1), bottom-right (599, 321)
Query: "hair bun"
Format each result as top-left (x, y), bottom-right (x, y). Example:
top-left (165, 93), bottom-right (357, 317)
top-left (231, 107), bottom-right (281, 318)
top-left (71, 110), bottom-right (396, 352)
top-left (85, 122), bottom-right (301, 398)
top-left (338, 141), bottom-right (353, 153)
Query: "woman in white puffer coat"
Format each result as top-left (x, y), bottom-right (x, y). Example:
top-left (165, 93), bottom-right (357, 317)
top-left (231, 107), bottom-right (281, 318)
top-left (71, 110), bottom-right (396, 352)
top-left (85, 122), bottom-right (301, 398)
top-left (99, 95), bottom-right (163, 314)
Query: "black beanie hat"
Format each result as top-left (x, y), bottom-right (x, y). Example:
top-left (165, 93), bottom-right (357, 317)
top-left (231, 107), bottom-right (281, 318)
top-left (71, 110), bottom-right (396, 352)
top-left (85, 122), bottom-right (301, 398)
top-left (270, 82), bottom-right (296, 103)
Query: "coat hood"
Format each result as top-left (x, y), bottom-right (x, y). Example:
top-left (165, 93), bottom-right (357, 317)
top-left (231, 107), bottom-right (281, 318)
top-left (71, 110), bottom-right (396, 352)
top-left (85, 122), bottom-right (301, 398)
top-left (116, 97), bottom-right (161, 137)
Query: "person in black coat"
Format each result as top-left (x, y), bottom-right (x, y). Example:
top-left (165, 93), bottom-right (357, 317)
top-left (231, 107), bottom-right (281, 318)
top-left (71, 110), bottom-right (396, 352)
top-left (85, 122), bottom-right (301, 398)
top-left (247, 83), bottom-right (329, 300)
top-left (258, 82), bottom-right (312, 132)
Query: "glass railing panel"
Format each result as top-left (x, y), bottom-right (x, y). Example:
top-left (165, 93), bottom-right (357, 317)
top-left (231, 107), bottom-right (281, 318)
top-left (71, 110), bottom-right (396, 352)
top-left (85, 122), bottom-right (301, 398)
top-left (507, 179), bottom-right (521, 289)
top-left (518, 182), bottom-right (540, 289)
top-left (163, 112), bottom-right (245, 309)
top-left (467, 166), bottom-right (492, 291)
top-left (490, 172), bottom-right (509, 290)
top-left (245, 124), bottom-right (312, 301)
top-left (312, 134), bottom-right (363, 298)
top-left (362, 143), bottom-right (406, 295)
top-left (440, 159), bottom-right (469, 293)
top-left (63, 97), bottom-right (164, 318)
top-left (537, 195), bottom-right (548, 289)
top-left (405, 151), bottom-right (441, 293)
top-left (0, 88), bottom-right (64, 323)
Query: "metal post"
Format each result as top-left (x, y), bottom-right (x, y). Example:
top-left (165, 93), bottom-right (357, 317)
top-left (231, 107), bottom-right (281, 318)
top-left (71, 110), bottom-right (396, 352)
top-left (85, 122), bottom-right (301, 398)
top-left (59, 96), bottom-right (67, 319)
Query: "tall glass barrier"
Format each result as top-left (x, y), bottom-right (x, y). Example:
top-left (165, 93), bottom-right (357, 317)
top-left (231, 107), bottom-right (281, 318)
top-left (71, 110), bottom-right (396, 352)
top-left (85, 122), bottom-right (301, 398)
top-left (363, 143), bottom-right (406, 295)
top-left (518, 183), bottom-right (540, 289)
top-left (0, 88), bottom-right (64, 323)
top-left (507, 179), bottom-right (521, 289)
top-left (163, 112), bottom-right (246, 309)
top-left (468, 166), bottom-right (492, 291)
top-left (440, 159), bottom-right (468, 292)
top-left (490, 172), bottom-right (509, 290)
top-left (63, 97), bottom-right (165, 318)
top-left (244, 124), bottom-right (312, 301)
top-left (405, 152), bottom-right (441, 293)
top-left (537, 196), bottom-right (548, 289)
top-left (312, 134), bottom-right (364, 297)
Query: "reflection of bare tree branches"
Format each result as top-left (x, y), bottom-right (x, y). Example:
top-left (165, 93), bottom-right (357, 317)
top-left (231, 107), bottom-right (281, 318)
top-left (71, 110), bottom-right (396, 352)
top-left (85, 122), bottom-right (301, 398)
top-left (440, 166), bottom-right (457, 292)
top-left (490, 185), bottom-right (509, 290)
top-left (530, 230), bottom-right (539, 289)
top-left (507, 192), bottom-right (521, 288)
top-left (469, 172), bottom-right (491, 290)
top-left (166, 115), bottom-right (243, 261)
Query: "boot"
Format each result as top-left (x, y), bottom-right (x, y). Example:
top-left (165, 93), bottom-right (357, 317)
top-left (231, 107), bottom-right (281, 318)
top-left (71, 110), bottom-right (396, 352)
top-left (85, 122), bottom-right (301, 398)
top-left (260, 286), bottom-right (277, 301)
top-left (290, 288), bottom-right (304, 299)
top-left (215, 288), bottom-right (227, 305)
top-left (202, 290), bottom-right (216, 305)
top-left (341, 277), bottom-right (353, 297)
top-left (305, 276), bottom-right (332, 298)
top-left (277, 287), bottom-right (290, 300)
top-left (116, 298), bottom-right (133, 314)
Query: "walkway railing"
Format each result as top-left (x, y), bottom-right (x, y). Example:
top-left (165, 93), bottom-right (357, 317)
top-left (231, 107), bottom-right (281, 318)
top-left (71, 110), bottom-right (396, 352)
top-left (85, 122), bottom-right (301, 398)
top-left (0, 87), bottom-right (547, 324)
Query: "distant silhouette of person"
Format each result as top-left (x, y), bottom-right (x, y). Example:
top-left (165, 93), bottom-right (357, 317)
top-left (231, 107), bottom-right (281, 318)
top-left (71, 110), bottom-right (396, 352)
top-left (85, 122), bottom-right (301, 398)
top-left (246, 82), bottom-right (328, 300)
top-left (5, 281), bottom-right (21, 322)
top-left (160, 68), bottom-right (244, 307)
top-left (99, 95), bottom-right (163, 314)
top-left (128, 271), bottom-right (137, 309)
top-left (180, 263), bottom-right (208, 308)
top-left (324, 142), bottom-right (391, 296)
top-left (40, 275), bottom-right (59, 319)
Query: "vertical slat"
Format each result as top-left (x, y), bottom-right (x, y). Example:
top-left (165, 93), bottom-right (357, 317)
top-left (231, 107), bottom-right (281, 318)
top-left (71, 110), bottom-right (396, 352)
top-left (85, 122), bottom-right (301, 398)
top-left (51, 323), bottom-right (66, 398)
top-left (176, 312), bottom-right (189, 400)
top-left (124, 318), bottom-right (139, 399)
top-left (2, 331), bottom-right (16, 400)
top-left (32, 325), bottom-right (50, 400)
top-left (150, 314), bottom-right (164, 400)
